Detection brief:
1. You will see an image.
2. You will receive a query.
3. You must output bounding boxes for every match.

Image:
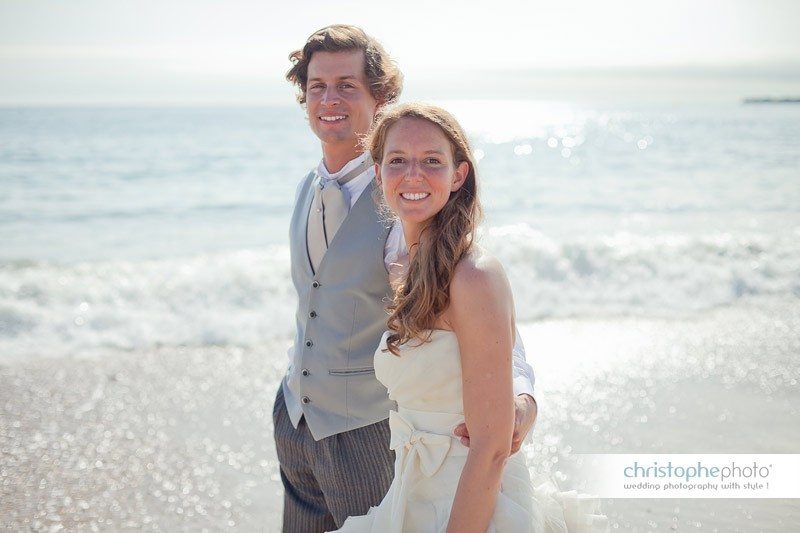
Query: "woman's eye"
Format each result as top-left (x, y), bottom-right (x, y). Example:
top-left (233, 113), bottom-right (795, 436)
top-left (389, 157), bottom-right (404, 164)
top-left (425, 158), bottom-right (441, 165)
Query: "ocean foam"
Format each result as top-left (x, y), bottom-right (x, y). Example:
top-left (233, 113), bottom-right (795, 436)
top-left (0, 248), bottom-right (295, 361)
top-left (1, 226), bottom-right (798, 361)
top-left (483, 225), bottom-right (799, 320)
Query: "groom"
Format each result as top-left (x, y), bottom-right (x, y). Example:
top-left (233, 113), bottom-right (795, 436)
top-left (274, 24), bottom-right (538, 532)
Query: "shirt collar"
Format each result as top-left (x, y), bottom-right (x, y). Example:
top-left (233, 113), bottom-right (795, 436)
top-left (317, 152), bottom-right (371, 183)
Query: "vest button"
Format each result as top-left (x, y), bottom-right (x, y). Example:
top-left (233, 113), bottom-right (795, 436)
top-left (312, 281), bottom-right (320, 288)
top-left (309, 310), bottom-right (317, 318)
top-left (301, 396), bottom-right (311, 404)
top-left (305, 340), bottom-right (313, 347)
top-left (301, 368), bottom-right (310, 376)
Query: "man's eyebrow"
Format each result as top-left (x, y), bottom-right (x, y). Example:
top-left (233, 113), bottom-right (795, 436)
top-left (307, 75), bottom-right (360, 83)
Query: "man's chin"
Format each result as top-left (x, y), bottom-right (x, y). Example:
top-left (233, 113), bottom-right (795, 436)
top-left (316, 131), bottom-right (360, 146)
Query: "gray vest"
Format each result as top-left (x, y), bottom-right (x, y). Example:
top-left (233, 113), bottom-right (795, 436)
top-left (283, 171), bottom-right (395, 440)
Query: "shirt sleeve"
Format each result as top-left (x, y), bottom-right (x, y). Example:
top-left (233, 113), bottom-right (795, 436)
top-left (511, 326), bottom-right (536, 399)
top-left (384, 220), bottom-right (405, 270)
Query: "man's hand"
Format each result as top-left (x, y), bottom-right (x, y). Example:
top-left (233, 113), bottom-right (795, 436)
top-left (453, 394), bottom-right (538, 453)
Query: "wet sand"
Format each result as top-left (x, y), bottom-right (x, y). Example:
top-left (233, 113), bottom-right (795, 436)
top-left (2, 296), bottom-right (799, 531)
top-left (521, 296), bottom-right (800, 532)
top-left (1, 343), bottom-right (288, 531)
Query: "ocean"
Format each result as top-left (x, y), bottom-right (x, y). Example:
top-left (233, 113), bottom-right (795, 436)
top-left (1, 102), bottom-right (799, 530)
top-left (1, 102), bottom-right (798, 360)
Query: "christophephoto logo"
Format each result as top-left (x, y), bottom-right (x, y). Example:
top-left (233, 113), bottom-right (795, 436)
top-left (622, 460), bottom-right (773, 491)
top-left (579, 454), bottom-right (799, 498)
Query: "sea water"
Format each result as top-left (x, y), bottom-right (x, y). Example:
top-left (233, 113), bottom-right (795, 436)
top-left (1, 102), bottom-right (798, 361)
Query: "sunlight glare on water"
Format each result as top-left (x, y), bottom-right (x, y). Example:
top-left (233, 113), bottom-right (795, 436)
top-left (438, 99), bottom-right (587, 144)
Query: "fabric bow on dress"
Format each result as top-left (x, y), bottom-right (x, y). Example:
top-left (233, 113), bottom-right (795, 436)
top-left (385, 410), bottom-right (460, 533)
top-left (389, 410), bottom-right (453, 477)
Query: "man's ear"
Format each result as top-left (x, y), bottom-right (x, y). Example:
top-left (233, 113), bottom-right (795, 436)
top-left (371, 100), bottom-right (385, 123)
top-left (450, 161), bottom-right (469, 192)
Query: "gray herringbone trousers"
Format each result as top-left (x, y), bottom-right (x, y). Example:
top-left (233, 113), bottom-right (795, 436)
top-left (272, 385), bottom-right (394, 532)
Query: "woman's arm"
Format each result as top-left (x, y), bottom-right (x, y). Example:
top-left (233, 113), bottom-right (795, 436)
top-left (453, 325), bottom-right (538, 453)
top-left (445, 254), bottom-right (516, 533)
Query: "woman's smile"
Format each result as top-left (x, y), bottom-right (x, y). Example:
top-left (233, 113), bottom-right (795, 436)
top-left (399, 192), bottom-right (431, 201)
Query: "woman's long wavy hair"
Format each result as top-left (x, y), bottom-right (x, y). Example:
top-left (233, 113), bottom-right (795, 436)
top-left (366, 103), bottom-right (483, 355)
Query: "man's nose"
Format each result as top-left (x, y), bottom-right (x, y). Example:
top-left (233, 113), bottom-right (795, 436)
top-left (321, 86), bottom-right (340, 105)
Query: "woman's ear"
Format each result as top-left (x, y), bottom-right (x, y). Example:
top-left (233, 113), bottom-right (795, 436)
top-left (374, 162), bottom-right (382, 185)
top-left (450, 161), bottom-right (469, 192)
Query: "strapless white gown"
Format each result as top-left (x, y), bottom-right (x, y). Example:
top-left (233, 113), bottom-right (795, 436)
top-left (332, 330), bottom-right (608, 532)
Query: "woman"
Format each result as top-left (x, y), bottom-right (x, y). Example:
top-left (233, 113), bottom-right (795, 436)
top-left (334, 103), bottom-right (607, 532)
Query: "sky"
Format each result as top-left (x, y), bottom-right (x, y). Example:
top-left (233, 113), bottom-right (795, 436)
top-left (1, 0), bottom-right (799, 104)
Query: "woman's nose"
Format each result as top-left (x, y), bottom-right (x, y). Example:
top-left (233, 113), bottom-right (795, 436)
top-left (403, 160), bottom-right (423, 181)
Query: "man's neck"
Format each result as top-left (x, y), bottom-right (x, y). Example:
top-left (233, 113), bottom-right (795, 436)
top-left (321, 142), bottom-right (363, 174)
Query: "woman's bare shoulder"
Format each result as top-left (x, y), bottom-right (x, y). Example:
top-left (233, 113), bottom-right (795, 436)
top-left (450, 248), bottom-right (512, 305)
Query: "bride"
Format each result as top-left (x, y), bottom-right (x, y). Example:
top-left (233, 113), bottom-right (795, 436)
top-left (333, 103), bottom-right (607, 532)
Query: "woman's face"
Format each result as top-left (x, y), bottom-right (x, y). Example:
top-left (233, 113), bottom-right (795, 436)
top-left (376, 117), bottom-right (469, 229)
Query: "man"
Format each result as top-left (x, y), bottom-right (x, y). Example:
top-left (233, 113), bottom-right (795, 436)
top-left (274, 24), bottom-right (538, 532)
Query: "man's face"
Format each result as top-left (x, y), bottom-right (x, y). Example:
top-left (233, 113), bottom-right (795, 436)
top-left (305, 50), bottom-right (379, 147)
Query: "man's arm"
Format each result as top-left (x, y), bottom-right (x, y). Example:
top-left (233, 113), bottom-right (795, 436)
top-left (512, 326), bottom-right (535, 398)
top-left (510, 327), bottom-right (537, 451)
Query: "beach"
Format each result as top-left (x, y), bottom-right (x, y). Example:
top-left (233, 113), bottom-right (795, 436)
top-left (1, 102), bottom-right (799, 530)
top-left (3, 295), bottom-right (798, 531)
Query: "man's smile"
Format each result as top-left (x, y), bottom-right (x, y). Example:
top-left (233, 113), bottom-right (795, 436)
top-left (319, 114), bottom-right (347, 123)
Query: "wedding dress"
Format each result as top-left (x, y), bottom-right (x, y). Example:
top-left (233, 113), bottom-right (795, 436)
top-left (333, 329), bottom-right (609, 532)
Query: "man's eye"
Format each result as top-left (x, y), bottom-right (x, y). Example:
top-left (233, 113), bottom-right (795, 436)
top-left (340, 83), bottom-right (354, 89)
top-left (309, 84), bottom-right (324, 91)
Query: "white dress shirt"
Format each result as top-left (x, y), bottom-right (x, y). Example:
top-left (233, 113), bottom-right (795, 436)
top-left (294, 154), bottom-right (536, 398)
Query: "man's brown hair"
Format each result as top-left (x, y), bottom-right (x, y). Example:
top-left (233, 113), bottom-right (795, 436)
top-left (286, 25), bottom-right (403, 106)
